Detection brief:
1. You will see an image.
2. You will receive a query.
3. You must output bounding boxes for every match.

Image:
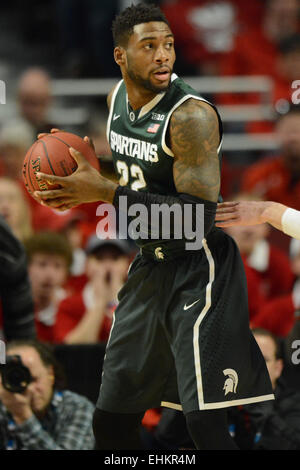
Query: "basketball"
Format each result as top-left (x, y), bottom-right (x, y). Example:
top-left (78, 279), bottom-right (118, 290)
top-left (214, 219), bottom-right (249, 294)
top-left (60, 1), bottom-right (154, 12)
top-left (22, 131), bottom-right (100, 195)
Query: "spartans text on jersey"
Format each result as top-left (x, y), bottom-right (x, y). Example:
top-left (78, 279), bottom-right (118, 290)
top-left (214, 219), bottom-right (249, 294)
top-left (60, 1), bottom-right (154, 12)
top-left (110, 130), bottom-right (159, 163)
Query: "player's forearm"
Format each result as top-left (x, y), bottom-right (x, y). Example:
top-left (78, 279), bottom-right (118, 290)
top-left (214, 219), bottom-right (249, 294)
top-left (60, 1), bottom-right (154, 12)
top-left (113, 185), bottom-right (217, 238)
top-left (261, 202), bottom-right (289, 231)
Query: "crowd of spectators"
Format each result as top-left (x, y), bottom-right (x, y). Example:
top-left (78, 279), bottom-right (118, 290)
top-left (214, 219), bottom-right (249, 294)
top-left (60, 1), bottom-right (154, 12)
top-left (1, 0), bottom-right (300, 451)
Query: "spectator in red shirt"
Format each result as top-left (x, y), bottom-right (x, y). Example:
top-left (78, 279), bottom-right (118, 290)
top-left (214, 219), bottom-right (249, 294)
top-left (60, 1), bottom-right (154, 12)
top-left (242, 106), bottom-right (300, 210)
top-left (217, 0), bottom-right (300, 133)
top-left (224, 193), bottom-right (294, 318)
top-left (54, 237), bottom-right (133, 344)
top-left (23, 232), bottom-right (73, 342)
top-left (161, 0), bottom-right (264, 75)
top-left (219, 0), bottom-right (300, 89)
top-left (253, 238), bottom-right (300, 337)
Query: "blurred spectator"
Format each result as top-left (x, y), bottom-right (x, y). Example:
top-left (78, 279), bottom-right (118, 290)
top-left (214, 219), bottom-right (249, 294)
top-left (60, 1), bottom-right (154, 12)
top-left (253, 238), bottom-right (300, 337)
top-left (223, 33), bottom-right (300, 135)
top-left (0, 177), bottom-right (32, 243)
top-left (161, 0), bottom-right (264, 75)
top-left (224, 194), bottom-right (294, 305)
top-left (242, 106), bottom-right (300, 210)
top-left (0, 339), bottom-right (95, 450)
top-left (219, 0), bottom-right (300, 82)
top-left (23, 232), bottom-right (73, 342)
top-left (0, 121), bottom-right (33, 180)
top-left (54, 237), bottom-right (132, 344)
top-left (233, 328), bottom-right (300, 450)
top-left (0, 215), bottom-right (35, 341)
top-left (16, 68), bottom-right (55, 137)
top-left (57, 210), bottom-right (89, 294)
top-left (218, 0), bottom-right (300, 134)
top-left (272, 34), bottom-right (300, 114)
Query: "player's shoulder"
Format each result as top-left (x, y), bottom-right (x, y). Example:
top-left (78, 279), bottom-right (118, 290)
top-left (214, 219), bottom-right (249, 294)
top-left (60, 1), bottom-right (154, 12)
top-left (169, 76), bottom-right (219, 125)
top-left (107, 80), bottom-right (123, 109)
top-left (169, 97), bottom-right (219, 140)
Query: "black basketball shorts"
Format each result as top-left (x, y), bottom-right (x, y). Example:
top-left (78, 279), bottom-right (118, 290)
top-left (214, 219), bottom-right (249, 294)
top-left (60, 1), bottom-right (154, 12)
top-left (96, 228), bottom-right (274, 414)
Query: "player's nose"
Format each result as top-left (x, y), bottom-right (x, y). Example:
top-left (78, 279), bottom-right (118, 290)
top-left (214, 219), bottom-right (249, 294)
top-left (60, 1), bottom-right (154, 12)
top-left (154, 44), bottom-right (169, 63)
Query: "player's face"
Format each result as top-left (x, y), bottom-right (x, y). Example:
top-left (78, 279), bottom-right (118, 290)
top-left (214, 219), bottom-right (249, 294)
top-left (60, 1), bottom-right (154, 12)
top-left (122, 22), bottom-right (175, 94)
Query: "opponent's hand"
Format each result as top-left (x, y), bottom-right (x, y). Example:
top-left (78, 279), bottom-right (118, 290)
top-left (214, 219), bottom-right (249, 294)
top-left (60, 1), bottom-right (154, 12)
top-left (215, 201), bottom-right (266, 227)
top-left (34, 130), bottom-right (116, 210)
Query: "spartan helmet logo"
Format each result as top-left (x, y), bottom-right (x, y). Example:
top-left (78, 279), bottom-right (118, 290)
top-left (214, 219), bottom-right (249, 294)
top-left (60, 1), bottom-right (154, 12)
top-left (223, 368), bottom-right (238, 396)
top-left (154, 247), bottom-right (164, 260)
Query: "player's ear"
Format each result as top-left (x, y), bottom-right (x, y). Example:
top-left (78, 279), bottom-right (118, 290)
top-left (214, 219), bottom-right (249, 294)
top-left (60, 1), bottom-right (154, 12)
top-left (114, 47), bottom-right (126, 66)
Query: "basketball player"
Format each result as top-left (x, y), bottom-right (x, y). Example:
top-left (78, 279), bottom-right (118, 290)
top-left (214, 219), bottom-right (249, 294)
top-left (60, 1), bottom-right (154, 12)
top-left (216, 200), bottom-right (300, 240)
top-left (34, 4), bottom-right (274, 450)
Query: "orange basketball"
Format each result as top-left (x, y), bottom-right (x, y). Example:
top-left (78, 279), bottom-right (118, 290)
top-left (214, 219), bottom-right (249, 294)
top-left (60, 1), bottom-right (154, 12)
top-left (22, 131), bottom-right (100, 196)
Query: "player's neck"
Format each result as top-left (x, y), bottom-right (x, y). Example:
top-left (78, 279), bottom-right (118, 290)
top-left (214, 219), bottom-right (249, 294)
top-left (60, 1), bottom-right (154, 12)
top-left (124, 78), bottom-right (158, 111)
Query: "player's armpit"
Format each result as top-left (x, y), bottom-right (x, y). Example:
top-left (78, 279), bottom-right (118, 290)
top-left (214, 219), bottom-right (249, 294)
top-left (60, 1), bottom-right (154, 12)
top-left (170, 99), bottom-right (221, 202)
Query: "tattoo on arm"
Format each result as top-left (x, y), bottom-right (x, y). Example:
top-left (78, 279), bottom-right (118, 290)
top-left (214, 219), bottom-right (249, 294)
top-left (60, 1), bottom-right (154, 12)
top-left (170, 99), bottom-right (221, 202)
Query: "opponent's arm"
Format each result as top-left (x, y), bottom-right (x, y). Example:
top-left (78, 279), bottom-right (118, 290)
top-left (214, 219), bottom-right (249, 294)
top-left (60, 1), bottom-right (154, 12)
top-left (216, 200), bottom-right (300, 240)
top-left (170, 99), bottom-right (221, 202)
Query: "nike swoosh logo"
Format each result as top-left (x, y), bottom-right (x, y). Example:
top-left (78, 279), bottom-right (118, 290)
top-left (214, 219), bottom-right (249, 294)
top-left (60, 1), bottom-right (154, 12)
top-left (113, 114), bottom-right (120, 120)
top-left (183, 299), bottom-right (201, 310)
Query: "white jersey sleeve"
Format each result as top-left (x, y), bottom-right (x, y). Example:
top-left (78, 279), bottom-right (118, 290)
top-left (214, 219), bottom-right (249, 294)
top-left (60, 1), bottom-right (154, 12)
top-left (282, 208), bottom-right (300, 240)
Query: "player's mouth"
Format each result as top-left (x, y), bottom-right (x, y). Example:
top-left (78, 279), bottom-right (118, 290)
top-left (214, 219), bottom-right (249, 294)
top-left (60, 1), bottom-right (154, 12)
top-left (153, 67), bottom-right (170, 82)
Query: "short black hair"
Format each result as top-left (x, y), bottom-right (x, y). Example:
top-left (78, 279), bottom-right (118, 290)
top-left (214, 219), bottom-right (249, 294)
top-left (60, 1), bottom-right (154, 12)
top-left (112, 3), bottom-right (170, 47)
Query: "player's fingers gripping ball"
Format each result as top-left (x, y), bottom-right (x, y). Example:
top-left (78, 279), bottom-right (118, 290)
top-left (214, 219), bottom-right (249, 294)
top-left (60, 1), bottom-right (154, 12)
top-left (22, 131), bottom-right (100, 197)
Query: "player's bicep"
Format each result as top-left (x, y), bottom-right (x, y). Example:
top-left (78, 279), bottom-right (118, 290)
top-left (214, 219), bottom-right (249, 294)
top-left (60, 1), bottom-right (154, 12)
top-left (170, 99), bottom-right (221, 202)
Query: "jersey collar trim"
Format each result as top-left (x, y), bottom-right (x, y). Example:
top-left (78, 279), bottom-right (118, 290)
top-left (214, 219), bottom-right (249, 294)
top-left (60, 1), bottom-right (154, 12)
top-left (125, 73), bottom-right (178, 122)
top-left (126, 92), bottom-right (166, 121)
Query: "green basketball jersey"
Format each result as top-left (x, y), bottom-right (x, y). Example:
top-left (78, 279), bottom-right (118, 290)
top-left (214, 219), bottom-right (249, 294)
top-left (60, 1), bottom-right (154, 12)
top-left (107, 74), bottom-right (223, 198)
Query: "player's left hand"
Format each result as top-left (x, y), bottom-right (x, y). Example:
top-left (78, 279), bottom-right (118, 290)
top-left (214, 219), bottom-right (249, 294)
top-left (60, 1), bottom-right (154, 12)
top-left (215, 201), bottom-right (265, 227)
top-left (34, 141), bottom-right (114, 210)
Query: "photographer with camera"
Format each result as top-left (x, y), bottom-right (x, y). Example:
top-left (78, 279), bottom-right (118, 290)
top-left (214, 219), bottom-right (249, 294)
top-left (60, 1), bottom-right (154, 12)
top-left (0, 339), bottom-right (95, 450)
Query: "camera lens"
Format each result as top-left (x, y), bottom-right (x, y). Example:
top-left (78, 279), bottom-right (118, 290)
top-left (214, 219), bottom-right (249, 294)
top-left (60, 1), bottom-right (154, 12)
top-left (1, 356), bottom-right (32, 393)
top-left (5, 367), bottom-right (31, 392)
